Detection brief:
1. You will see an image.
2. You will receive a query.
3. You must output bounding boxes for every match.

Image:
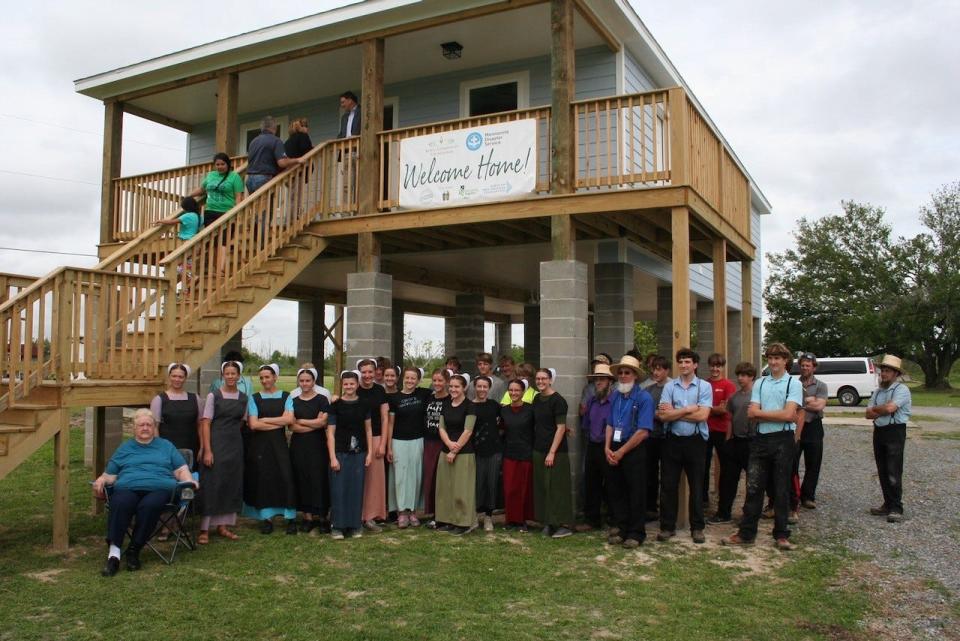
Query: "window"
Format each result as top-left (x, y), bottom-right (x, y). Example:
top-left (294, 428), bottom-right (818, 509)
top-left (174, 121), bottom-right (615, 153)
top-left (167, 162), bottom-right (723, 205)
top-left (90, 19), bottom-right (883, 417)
top-left (238, 116), bottom-right (289, 155)
top-left (459, 71), bottom-right (530, 118)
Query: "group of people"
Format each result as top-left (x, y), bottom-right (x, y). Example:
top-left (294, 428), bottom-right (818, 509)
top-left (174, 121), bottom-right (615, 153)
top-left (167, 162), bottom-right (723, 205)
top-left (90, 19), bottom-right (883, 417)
top-left (94, 345), bottom-right (912, 574)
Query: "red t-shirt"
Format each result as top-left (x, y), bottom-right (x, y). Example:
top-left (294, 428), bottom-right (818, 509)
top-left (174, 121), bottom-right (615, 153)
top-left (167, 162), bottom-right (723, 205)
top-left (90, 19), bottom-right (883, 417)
top-left (707, 377), bottom-right (737, 433)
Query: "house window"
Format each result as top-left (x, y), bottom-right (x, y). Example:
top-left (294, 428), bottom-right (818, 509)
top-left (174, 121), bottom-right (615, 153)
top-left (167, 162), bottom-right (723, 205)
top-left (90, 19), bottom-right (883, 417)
top-left (459, 72), bottom-right (530, 118)
top-left (238, 116), bottom-right (289, 155)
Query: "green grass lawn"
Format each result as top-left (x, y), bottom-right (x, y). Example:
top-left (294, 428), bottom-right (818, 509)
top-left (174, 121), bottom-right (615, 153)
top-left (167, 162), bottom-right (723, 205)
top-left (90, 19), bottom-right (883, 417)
top-left (0, 429), bottom-right (876, 641)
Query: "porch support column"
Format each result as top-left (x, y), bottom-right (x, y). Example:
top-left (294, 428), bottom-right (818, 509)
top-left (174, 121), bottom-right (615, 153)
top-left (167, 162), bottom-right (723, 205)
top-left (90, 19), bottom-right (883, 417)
top-left (741, 261), bottom-right (755, 366)
top-left (672, 206), bottom-right (692, 530)
top-left (523, 304), bottom-right (540, 365)
top-left (52, 411), bottom-right (71, 552)
top-left (496, 322), bottom-right (513, 359)
top-left (297, 297), bottom-right (325, 367)
top-left (100, 101), bottom-right (123, 245)
top-left (358, 37), bottom-right (384, 216)
top-left (656, 286), bottom-right (673, 359)
top-left (444, 318), bottom-right (457, 357)
top-left (727, 311), bottom-right (743, 367)
top-left (215, 72), bottom-right (239, 155)
top-left (540, 259), bottom-right (589, 511)
top-left (392, 306), bottom-right (405, 366)
top-left (712, 238), bottom-right (728, 369)
top-left (346, 272), bottom-right (393, 365)
top-left (455, 294), bottom-right (485, 375)
top-left (550, 0), bottom-right (577, 265)
top-left (593, 262), bottom-right (634, 358)
top-left (695, 301), bottom-right (715, 375)
top-left (85, 406), bottom-right (123, 515)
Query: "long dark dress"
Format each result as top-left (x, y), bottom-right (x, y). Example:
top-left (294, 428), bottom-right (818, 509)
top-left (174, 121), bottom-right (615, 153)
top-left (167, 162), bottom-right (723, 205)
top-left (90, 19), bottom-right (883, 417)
top-left (329, 398), bottom-right (371, 531)
top-left (157, 391), bottom-right (200, 460)
top-left (200, 390), bottom-right (246, 518)
top-left (244, 392), bottom-right (296, 515)
top-left (290, 394), bottom-right (331, 516)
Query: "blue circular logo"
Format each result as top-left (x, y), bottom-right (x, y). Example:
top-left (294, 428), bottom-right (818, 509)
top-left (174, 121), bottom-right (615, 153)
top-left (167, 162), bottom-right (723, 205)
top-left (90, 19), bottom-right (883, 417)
top-left (466, 132), bottom-right (483, 151)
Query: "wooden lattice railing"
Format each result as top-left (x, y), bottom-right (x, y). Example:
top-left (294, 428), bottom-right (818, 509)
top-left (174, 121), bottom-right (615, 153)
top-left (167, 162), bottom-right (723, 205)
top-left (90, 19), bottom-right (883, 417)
top-left (0, 273), bottom-right (37, 307)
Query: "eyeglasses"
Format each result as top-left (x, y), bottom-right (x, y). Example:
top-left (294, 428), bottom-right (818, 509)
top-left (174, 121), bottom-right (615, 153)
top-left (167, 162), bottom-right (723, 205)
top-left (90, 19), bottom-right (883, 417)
top-left (800, 352), bottom-right (816, 361)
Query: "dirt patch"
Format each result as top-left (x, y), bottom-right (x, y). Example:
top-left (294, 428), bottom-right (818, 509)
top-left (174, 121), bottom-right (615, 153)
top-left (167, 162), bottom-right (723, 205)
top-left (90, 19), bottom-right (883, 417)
top-left (23, 569), bottom-right (66, 583)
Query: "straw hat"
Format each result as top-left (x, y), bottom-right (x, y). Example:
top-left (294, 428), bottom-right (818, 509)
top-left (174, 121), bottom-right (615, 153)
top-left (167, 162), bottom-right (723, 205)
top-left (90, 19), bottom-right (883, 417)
top-left (613, 354), bottom-right (643, 375)
top-left (587, 363), bottom-right (615, 379)
top-left (878, 355), bottom-right (904, 374)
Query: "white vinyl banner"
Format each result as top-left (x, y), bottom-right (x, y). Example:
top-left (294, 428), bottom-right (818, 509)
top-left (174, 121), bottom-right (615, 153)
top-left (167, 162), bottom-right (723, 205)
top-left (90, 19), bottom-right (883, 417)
top-left (398, 119), bottom-right (537, 208)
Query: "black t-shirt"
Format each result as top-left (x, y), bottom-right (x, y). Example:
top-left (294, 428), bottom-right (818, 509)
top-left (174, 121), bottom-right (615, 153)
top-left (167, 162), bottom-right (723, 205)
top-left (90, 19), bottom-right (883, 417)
top-left (357, 384), bottom-right (388, 437)
top-left (424, 393), bottom-right (447, 442)
top-left (501, 403), bottom-right (535, 461)
top-left (647, 382), bottom-right (668, 438)
top-left (472, 399), bottom-right (503, 457)
top-left (440, 398), bottom-right (476, 454)
top-left (292, 394), bottom-right (329, 421)
top-left (389, 388), bottom-right (431, 441)
top-left (330, 398), bottom-right (370, 452)
top-left (284, 131), bottom-right (313, 159)
top-left (533, 393), bottom-right (569, 454)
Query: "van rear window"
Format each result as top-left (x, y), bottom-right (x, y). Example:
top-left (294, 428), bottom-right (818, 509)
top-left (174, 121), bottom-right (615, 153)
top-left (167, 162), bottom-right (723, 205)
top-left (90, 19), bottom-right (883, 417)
top-left (817, 361), bottom-right (867, 375)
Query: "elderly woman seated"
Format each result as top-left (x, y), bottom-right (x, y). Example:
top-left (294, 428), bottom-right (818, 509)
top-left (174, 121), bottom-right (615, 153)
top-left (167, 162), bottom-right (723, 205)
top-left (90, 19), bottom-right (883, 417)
top-left (92, 408), bottom-right (198, 576)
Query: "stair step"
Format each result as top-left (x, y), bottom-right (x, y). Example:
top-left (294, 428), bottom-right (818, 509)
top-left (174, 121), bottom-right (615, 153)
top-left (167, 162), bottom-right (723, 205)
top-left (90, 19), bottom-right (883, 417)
top-left (201, 302), bottom-right (239, 318)
top-left (0, 408), bottom-right (45, 426)
top-left (9, 402), bottom-right (58, 411)
top-left (270, 253), bottom-right (298, 263)
top-left (252, 262), bottom-right (285, 275)
top-left (284, 243), bottom-right (311, 251)
top-left (0, 424), bottom-right (37, 434)
top-left (174, 335), bottom-right (204, 349)
top-left (245, 273), bottom-right (272, 288)
top-left (221, 289), bottom-right (255, 303)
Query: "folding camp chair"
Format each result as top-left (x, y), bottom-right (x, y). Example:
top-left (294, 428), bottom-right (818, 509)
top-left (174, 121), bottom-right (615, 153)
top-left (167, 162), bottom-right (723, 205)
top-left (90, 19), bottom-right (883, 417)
top-left (98, 448), bottom-right (200, 565)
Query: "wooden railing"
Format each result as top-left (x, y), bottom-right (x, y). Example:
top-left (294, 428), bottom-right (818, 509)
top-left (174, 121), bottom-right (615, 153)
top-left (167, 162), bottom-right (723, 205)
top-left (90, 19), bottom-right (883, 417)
top-left (162, 140), bottom-right (335, 329)
top-left (0, 268), bottom-right (170, 412)
top-left (377, 107), bottom-right (552, 209)
top-left (112, 155), bottom-right (246, 241)
top-left (0, 273), bottom-right (37, 306)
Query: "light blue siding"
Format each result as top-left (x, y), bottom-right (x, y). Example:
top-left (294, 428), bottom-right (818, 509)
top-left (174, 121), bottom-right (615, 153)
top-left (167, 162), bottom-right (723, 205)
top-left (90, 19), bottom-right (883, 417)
top-left (623, 50), bottom-right (656, 93)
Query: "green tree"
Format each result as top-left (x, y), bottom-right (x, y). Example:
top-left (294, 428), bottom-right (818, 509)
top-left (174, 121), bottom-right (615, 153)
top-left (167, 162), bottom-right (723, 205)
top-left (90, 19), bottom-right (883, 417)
top-left (633, 321), bottom-right (657, 357)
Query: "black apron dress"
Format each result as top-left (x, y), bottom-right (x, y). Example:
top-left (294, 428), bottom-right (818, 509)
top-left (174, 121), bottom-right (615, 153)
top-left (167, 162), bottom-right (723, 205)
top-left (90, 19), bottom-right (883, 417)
top-left (200, 390), bottom-right (246, 517)
top-left (158, 392), bottom-right (200, 460)
top-left (244, 392), bottom-right (296, 511)
top-left (290, 394), bottom-right (331, 515)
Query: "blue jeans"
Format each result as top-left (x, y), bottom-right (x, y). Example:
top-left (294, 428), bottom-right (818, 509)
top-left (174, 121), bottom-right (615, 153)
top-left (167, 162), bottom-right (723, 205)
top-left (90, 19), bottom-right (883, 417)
top-left (245, 174), bottom-right (273, 193)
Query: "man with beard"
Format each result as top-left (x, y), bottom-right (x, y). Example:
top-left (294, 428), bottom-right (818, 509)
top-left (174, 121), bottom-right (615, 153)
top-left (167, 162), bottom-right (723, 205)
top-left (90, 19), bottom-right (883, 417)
top-left (865, 355), bottom-right (912, 523)
top-left (604, 355), bottom-right (654, 548)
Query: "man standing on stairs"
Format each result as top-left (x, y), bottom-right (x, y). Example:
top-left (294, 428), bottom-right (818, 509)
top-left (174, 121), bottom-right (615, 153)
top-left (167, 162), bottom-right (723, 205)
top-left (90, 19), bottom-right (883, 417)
top-left (245, 115), bottom-right (304, 194)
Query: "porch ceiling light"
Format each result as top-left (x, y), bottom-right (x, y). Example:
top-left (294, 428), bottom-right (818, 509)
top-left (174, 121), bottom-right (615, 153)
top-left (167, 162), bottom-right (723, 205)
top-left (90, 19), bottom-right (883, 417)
top-left (441, 41), bottom-right (463, 60)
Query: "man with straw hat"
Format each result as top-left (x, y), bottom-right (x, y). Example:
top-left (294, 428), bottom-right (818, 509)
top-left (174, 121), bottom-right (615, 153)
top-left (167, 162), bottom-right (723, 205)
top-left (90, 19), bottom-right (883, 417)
top-left (865, 355), bottom-right (912, 523)
top-left (604, 354), bottom-right (654, 548)
top-left (580, 362), bottom-right (616, 531)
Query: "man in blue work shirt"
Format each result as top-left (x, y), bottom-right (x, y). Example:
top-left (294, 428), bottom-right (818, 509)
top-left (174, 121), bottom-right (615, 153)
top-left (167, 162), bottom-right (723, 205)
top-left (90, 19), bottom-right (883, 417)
top-left (865, 355), bottom-right (912, 523)
top-left (656, 348), bottom-right (712, 544)
top-left (604, 355), bottom-right (654, 548)
top-left (723, 342), bottom-right (801, 550)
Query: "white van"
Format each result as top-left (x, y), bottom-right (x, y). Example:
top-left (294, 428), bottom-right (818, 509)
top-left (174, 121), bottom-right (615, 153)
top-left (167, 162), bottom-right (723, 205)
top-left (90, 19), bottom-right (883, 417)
top-left (764, 357), bottom-right (879, 406)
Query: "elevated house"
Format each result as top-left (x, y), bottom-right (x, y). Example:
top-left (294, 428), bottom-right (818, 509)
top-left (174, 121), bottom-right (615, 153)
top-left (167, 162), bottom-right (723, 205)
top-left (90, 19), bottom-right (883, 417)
top-left (0, 0), bottom-right (770, 548)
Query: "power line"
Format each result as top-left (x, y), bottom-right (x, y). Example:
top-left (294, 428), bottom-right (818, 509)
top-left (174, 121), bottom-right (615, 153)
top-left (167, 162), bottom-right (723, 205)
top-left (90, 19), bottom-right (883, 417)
top-left (0, 246), bottom-right (98, 258)
top-left (0, 113), bottom-right (186, 152)
top-left (0, 168), bottom-right (98, 186)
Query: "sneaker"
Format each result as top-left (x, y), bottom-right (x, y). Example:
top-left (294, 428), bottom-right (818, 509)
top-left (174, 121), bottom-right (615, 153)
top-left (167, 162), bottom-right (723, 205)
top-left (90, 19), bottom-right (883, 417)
top-left (656, 530), bottom-right (676, 542)
top-left (541, 525), bottom-right (555, 537)
top-left (331, 529), bottom-right (345, 540)
top-left (886, 512), bottom-right (904, 523)
top-left (285, 520), bottom-right (298, 535)
top-left (101, 557), bottom-right (120, 577)
top-left (607, 534), bottom-right (624, 545)
top-left (720, 533), bottom-right (754, 547)
top-left (125, 548), bottom-right (142, 572)
top-left (788, 511), bottom-right (799, 525)
top-left (398, 514), bottom-right (409, 529)
top-left (349, 529), bottom-right (363, 539)
top-left (869, 505), bottom-right (890, 516)
top-left (691, 530), bottom-right (706, 544)
top-left (483, 515), bottom-right (494, 533)
top-left (551, 527), bottom-right (573, 539)
top-left (426, 520), bottom-right (438, 530)
top-left (259, 519), bottom-right (274, 535)
top-left (801, 500), bottom-right (817, 510)
top-left (761, 506), bottom-right (775, 519)
top-left (363, 520), bottom-right (382, 533)
top-left (775, 537), bottom-right (796, 551)
top-left (622, 538), bottom-right (641, 549)
top-left (707, 514), bottom-right (732, 525)
top-left (408, 515), bottom-right (421, 528)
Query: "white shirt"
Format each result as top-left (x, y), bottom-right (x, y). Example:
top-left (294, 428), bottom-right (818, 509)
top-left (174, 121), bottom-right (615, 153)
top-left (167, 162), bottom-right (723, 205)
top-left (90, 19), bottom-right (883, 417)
top-left (345, 108), bottom-right (356, 137)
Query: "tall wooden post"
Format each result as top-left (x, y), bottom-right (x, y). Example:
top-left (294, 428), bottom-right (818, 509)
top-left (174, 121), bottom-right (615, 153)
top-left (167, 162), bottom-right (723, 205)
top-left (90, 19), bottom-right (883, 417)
top-left (358, 37), bottom-right (384, 216)
top-left (333, 305), bottom-right (345, 395)
top-left (90, 407), bottom-right (106, 515)
top-left (712, 238), bottom-right (728, 365)
top-left (550, 0), bottom-right (576, 260)
top-left (215, 72), bottom-right (239, 155)
top-left (100, 101), bottom-right (123, 245)
top-left (667, 87), bottom-right (689, 186)
top-left (672, 206), bottom-right (691, 530)
top-left (741, 261), bottom-right (755, 365)
top-left (357, 231), bottom-right (381, 273)
top-left (52, 411), bottom-right (71, 552)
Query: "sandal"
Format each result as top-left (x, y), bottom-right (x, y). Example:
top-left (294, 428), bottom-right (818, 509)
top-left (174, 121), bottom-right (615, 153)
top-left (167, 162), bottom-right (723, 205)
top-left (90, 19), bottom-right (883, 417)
top-left (217, 526), bottom-right (239, 540)
top-left (198, 531), bottom-right (209, 545)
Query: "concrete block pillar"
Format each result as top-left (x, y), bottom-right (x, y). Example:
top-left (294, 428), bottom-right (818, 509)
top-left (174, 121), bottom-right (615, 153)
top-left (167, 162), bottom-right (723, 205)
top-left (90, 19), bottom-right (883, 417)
top-left (297, 298), bottom-right (325, 366)
top-left (523, 304), bottom-right (540, 365)
top-left (455, 293), bottom-right (485, 375)
top-left (495, 323), bottom-right (513, 359)
top-left (84, 407), bottom-right (123, 468)
top-left (444, 317), bottom-right (457, 357)
top-left (656, 286), bottom-right (673, 359)
top-left (593, 262), bottom-right (634, 358)
top-left (346, 272), bottom-right (393, 363)
top-left (392, 307), bottom-right (405, 366)
top-left (727, 310), bottom-right (743, 368)
top-left (540, 260), bottom-right (589, 512)
top-left (696, 300), bottom-right (715, 376)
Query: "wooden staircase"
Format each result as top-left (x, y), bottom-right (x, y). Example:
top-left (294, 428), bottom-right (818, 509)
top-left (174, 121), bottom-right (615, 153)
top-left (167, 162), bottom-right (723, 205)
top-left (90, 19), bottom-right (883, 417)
top-left (0, 137), bottom-right (356, 496)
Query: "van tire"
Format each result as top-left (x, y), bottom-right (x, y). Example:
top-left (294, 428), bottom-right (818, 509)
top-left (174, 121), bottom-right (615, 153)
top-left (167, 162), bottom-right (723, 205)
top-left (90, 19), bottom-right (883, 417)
top-left (837, 387), bottom-right (861, 407)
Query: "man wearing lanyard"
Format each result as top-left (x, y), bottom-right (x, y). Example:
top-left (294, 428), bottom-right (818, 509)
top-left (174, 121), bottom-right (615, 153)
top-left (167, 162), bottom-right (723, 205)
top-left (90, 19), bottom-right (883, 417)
top-left (604, 355), bottom-right (654, 548)
top-left (865, 355), bottom-right (912, 523)
top-left (723, 342), bottom-right (801, 550)
top-left (795, 353), bottom-right (828, 510)
top-left (656, 348), bottom-right (712, 544)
